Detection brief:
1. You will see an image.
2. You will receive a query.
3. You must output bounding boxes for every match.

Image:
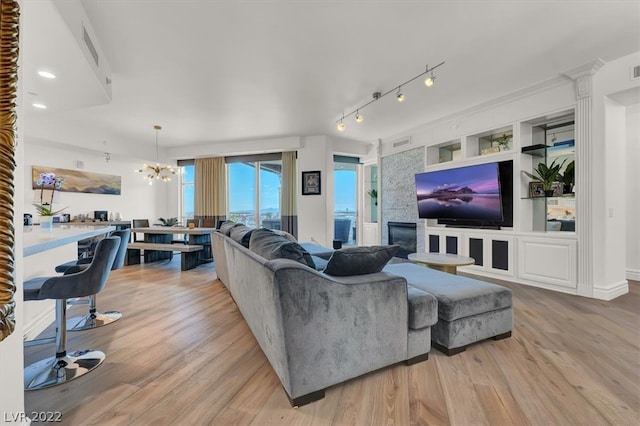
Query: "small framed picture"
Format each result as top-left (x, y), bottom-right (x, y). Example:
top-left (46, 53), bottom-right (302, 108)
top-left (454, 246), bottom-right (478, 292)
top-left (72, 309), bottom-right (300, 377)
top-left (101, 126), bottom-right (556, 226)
top-left (302, 171), bottom-right (321, 195)
top-left (529, 182), bottom-right (545, 198)
top-left (551, 182), bottom-right (563, 197)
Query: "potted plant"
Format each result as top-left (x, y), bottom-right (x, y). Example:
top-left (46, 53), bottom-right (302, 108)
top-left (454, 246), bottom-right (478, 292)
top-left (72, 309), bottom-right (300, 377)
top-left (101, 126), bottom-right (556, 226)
top-left (158, 217), bottom-right (179, 226)
top-left (493, 133), bottom-right (511, 151)
top-left (523, 159), bottom-right (566, 196)
top-left (367, 189), bottom-right (378, 206)
top-left (559, 160), bottom-right (575, 194)
top-left (33, 172), bottom-right (66, 229)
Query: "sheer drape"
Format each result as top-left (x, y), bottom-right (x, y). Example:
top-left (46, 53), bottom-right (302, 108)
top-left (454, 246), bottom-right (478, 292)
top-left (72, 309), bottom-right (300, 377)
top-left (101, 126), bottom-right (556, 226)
top-left (280, 151), bottom-right (298, 237)
top-left (195, 157), bottom-right (226, 226)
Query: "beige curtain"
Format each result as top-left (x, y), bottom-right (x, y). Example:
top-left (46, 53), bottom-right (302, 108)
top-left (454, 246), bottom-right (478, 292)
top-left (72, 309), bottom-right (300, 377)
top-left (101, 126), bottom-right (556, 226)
top-left (280, 151), bottom-right (298, 237)
top-left (195, 157), bottom-right (226, 226)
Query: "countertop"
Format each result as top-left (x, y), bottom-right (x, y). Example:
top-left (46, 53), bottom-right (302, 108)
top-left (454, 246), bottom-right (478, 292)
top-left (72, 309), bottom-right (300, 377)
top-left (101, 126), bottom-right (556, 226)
top-left (24, 223), bottom-right (115, 257)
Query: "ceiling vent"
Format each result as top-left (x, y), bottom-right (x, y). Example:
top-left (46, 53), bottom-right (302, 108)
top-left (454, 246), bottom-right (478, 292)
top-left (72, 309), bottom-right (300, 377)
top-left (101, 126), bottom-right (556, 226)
top-left (632, 65), bottom-right (640, 80)
top-left (82, 24), bottom-right (99, 67)
top-left (393, 138), bottom-right (411, 149)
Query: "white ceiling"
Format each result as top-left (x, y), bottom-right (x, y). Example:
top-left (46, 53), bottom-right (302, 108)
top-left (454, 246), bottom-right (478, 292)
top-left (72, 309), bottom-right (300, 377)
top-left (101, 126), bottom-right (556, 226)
top-left (20, 0), bottom-right (640, 160)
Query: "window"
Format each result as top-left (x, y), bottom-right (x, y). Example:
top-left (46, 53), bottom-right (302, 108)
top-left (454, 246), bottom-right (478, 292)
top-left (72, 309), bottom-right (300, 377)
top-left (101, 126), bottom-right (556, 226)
top-left (334, 156), bottom-right (359, 245)
top-left (228, 159), bottom-right (281, 228)
top-left (180, 164), bottom-right (195, 224)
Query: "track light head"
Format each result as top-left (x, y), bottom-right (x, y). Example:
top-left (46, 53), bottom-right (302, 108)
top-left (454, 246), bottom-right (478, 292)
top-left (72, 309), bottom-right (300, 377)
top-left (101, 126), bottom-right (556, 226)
top-left (355, 111), bottom-right (364, 123)
top-left (425, 73), bottom-right (435, 87)
top-left (396, 88), bottom-right (405, 102)
top-left (337, 121), bottom-right (346, 131)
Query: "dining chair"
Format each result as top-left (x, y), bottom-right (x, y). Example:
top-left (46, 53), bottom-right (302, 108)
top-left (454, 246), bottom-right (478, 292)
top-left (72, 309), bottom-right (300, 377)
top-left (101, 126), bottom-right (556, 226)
top-left (23, 236), bottom-right (120, 390)
top-left (132, 218), bottom-right (150, 242)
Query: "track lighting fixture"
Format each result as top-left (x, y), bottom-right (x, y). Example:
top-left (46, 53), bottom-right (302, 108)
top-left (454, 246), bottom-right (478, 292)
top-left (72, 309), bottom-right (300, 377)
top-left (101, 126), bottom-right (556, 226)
top-left (425, 71), bottom-right (435, 87)
top-left (335, 61), bottom-right (444, 130)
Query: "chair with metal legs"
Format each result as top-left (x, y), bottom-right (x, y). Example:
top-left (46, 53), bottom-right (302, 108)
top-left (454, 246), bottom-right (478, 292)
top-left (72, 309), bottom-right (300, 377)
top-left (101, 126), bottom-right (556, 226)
top-left (54, 229), bottom-right (130, 330)
top-left (23, 236), bottom-right (120, 390)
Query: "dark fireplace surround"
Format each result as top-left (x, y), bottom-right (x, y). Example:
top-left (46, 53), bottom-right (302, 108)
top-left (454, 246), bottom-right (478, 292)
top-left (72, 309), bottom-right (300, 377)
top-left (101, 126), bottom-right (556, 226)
top-left (387, 222), bottom-right (417, 259)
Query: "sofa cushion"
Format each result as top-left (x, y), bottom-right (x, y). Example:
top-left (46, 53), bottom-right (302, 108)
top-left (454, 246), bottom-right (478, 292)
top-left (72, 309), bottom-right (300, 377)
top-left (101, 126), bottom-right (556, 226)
top-left (249, 228), bottom-right (316, 269)
top-left (272, 229), bottom-right (297, 242)
top-left (384, 263), bottom-right (512, 321)
top-left (229, 224), bottom-right (254, 248)
top-left (407, 286), bottom-right (438, 330)
top-left (310, 255), bottom-right (329, 271)
top-left (219, 221), bottom-right (241, 236)
top-left (323, 245), bottom-right (399, 276)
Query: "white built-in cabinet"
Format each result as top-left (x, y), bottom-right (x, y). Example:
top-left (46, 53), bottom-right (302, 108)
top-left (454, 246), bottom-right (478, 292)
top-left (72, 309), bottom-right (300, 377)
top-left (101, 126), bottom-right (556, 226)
top-left (420, 109), bottom-right (580, 294)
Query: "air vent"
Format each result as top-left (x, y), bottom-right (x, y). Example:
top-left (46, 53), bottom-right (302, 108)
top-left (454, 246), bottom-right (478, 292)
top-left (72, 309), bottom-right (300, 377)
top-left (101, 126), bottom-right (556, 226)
top-left (633, 65), bottom-right (640, 80)
top-left (393, 138), bottom-right (411, 149)
top-left (105, 77), bottom-right (112, 86)
top-left (82, 25), bottom-right (99, 66)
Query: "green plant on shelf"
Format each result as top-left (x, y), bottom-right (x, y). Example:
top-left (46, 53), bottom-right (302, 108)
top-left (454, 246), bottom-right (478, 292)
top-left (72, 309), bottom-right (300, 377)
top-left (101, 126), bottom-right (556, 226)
top-left (523, 159), bottom-right (566, 192)
top-left (492, 133), bottom-right (511, 150)
top-left (367, 189), bottom-right (378, 206)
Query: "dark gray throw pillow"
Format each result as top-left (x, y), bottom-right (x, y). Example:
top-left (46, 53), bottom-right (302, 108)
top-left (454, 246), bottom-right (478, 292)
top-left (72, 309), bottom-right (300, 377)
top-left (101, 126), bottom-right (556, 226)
top-left (249, 228), bottom-right (316, 269)
top-left (219, 221), bottom-right (240, 236)
top-left (229, 224), bottom-right (254, 248)
top-left (323, 245), bottom-right (400, 276)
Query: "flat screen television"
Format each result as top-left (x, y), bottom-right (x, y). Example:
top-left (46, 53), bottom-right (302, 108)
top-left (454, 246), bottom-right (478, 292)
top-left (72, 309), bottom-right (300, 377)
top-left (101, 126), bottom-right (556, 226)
top-left (415, 162), bottom-right (511, 228)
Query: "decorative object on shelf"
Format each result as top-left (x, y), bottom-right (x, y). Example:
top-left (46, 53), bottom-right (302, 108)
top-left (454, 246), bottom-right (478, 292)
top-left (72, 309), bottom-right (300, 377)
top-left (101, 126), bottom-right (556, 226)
top-left (551, 182), bottom-right (564, 197)
top-left (481, 146), bottom-right (501, 155)
top-left (158, 217), bottom-right (179, 226)
top-left (33, 171), bottom-right (66, 216)
top-left (335, 61), bottom-right (445, 131)
top-left (136, 125), bottom-right (177, 185)
top-left (522, 159), bottom-right (566, 196)
top-left (559, 160), bottom-right (575, 194)
top-left (302, 171), bottom-right (321, 195)
top-left (368, 189), bottom-right (378, 206)
top-left (32, 165), bottom-right (121, 195)
top-left (493, 133), bottom-right (511, 151)
top-left (529, 182), bottom-right (545, 198)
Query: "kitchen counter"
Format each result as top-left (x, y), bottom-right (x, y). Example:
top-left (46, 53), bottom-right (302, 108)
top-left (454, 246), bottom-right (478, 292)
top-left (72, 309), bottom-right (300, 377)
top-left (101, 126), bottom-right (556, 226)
top-left (24, 223), bottom-right (115, 257)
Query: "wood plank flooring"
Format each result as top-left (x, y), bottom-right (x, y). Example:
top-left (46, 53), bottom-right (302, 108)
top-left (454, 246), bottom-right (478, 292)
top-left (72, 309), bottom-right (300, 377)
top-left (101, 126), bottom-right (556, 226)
top-left (24, 258), bottom-right (640, 425)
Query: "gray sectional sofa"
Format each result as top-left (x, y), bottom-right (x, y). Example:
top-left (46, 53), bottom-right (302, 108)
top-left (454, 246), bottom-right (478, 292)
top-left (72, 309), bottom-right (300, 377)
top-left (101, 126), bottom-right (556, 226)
top-left (212, 224), bottom-right (438, 406)
top-left (212, 222), bottom-right (513, 406)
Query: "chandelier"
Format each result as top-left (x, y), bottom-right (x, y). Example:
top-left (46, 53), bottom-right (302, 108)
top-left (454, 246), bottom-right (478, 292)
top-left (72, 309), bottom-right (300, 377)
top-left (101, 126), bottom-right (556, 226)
top-left (136, 125), bottom-right (176, 185)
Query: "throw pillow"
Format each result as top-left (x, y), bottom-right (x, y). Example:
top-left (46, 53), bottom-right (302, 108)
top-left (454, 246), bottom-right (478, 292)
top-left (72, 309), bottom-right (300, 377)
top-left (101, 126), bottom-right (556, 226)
top-left (229, 225), bottom-right (254, 248)
top-left (271, 229), bottom-right (297, 242)
top-left (249, 228), bottom-right (316, 269)
top-left (219, 221), bottom-right (240, 236)
top-left (323, 245), bottom-right (400, 276)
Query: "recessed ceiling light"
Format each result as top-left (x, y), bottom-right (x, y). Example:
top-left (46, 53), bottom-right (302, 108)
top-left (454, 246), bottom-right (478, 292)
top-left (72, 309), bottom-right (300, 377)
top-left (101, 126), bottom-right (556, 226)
top-left (37, 71), bottom-right (56, 79)
top-left (32, 103), bottom-right (47, 109)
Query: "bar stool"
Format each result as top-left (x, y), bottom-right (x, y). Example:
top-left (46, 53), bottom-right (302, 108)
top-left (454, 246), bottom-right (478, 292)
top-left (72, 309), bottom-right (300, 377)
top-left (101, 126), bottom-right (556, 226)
top-left (23, 236), bottom-right (120, 390)
top-left (55, 229), bottom-right (131, 330)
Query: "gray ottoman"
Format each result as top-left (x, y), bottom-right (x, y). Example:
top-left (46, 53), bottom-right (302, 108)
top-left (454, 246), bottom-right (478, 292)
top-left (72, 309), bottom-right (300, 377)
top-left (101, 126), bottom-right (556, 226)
top-left (384, 263), bottom-right (513, 355)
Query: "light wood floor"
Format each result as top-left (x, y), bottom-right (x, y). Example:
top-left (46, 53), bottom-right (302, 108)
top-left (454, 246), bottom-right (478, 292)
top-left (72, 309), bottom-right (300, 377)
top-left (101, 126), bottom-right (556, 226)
top-left (24, 257), bottom-right (640, 425)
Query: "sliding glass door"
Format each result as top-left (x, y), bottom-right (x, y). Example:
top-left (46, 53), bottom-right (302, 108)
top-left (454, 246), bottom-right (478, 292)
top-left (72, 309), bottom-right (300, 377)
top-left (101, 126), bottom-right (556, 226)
top-left (228, 160), bottom-right (281, 228)
top-left (334, 158), bottom-right (358, 246)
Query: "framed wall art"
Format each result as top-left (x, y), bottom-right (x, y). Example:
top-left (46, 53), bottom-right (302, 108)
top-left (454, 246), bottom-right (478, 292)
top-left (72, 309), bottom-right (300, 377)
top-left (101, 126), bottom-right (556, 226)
top-left (302, 171), bottom-right (321, 195)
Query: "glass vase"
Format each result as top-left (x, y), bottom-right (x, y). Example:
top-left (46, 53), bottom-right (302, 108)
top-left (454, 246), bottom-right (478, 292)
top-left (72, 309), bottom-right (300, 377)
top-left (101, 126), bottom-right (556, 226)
top-left (39, 216), bottom-right (54, 232)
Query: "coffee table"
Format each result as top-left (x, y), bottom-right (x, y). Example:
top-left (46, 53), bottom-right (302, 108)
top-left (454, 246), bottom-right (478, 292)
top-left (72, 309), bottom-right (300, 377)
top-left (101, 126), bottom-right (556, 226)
top-left (407, 252), bottom-right (475, 275)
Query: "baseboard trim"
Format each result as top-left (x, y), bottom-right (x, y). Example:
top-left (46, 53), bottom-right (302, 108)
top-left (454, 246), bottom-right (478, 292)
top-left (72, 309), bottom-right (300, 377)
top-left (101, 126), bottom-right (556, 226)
top-left (593, 280), bottom-right (629, 301)
top-left (626, 268), bottom-right (640, 282)
top-left (23, 305), bottom-right (55, 341)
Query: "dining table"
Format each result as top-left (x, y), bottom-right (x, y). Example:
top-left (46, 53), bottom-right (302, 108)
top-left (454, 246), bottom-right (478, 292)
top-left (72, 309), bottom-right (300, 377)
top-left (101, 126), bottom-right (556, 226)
top-left (128, 226), bottom-right (215, 269)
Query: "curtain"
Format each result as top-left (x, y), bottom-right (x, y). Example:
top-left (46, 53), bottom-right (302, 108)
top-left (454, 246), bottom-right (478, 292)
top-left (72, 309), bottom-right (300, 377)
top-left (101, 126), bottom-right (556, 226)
top-left (195, 157), bottom-right (226, 226)
top-left (280, 151), bottom-right (298, 237)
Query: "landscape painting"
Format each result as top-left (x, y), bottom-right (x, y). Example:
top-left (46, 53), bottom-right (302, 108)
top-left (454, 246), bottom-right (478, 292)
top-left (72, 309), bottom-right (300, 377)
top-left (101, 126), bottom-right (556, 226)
top-left (32, 166), bottom-right (121, 195)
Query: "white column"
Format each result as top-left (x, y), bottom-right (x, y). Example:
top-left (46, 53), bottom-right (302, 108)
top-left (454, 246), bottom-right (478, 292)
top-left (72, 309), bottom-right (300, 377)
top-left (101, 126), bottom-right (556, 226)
top-left (562, 59), bottom-right (605, 297)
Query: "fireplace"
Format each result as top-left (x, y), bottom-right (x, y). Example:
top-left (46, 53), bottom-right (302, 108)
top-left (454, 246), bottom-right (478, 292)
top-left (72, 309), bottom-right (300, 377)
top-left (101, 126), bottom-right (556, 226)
top-left (388, 222), bottom-right (417, 259)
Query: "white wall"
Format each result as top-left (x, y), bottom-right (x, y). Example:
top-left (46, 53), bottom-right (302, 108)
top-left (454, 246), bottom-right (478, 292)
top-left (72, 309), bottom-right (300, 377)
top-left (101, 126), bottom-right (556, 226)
top-left (626, 103), bottom-right (640, 281)
top-left (297, 135), bottom-right (333, 246)
top-left (24, 138), bottom-right (178, 224)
